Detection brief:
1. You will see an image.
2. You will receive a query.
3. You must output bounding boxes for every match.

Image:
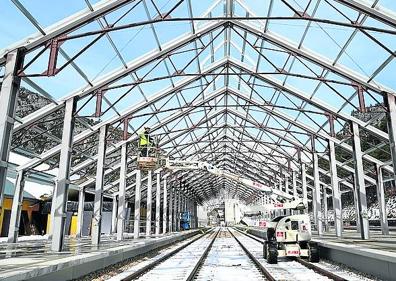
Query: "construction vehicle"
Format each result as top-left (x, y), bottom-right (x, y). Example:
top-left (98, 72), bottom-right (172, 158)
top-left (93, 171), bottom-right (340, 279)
top-left (262, 214), bottom-right (318, 263)
top-left (137, 143), bottom-right (317, 264)
top-left (242, 199), bottom-right (318, 264)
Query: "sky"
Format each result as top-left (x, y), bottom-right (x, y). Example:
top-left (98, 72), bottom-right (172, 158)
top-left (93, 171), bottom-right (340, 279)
top-left (1, 0), bottom-right (396, 167)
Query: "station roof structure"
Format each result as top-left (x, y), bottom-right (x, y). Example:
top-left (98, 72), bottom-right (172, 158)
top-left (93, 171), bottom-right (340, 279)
top-left (1, 0), bottom-right (396, 205)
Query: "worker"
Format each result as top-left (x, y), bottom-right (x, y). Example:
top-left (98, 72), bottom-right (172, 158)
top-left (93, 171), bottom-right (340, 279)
top-left (139, 126), bottom-right (155, 157)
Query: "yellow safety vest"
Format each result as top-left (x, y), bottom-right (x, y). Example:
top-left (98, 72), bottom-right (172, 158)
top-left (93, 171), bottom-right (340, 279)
top-left (139, 132), bottom-right (149, 146)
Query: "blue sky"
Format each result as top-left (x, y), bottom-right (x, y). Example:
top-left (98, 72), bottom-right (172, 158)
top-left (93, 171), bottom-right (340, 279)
top-left (1, 0), bottom-right (396, 161)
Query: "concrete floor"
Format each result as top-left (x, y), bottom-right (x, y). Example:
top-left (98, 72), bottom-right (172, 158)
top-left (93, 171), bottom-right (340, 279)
top-left (312, 229), bottom-right (396, 253)
top-left (0, 231), bottom-right (194, 281)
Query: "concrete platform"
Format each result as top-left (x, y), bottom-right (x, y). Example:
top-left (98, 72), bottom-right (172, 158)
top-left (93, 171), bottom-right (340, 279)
top-left (313, 230), bottom-right (396, 281)
top-left (0, 230), bottom-right (202, 281)
top-left (235, 225), bottom-right (396, 280)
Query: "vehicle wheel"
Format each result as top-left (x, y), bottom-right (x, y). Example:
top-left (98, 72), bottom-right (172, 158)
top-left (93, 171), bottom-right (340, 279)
top-left (267, 227), bottom-right (276, 242)
top-left (299, 241), bottom-right (308, 249)
top-left (308, 242), bottom-right (319, 262)
top-left (263, 241), bottom-right (268, 259)
top-left (267, 242), bottom-right (278, 264)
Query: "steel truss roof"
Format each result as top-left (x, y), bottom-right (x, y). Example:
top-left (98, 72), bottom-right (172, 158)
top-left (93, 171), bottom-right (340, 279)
top-left (1, 0), bottom-right (396, 204)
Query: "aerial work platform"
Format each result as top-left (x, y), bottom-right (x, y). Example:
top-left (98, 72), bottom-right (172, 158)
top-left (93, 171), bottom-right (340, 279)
top-left (0, 230), bottom-right (201, 281)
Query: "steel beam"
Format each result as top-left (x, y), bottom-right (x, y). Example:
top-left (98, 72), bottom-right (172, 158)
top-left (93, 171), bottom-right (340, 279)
top-left (0, 48), bottom-right (24, 212)
top-left (13, 22), bottom-right (225, 135)
top-left (228, 87), bottom-right (393, 173)
top-left (0, 0), bottom-right (132, 64)
top-left (146, 170), bottom-right (152, 236)
top-left (334, 0), bottom-right (396, 28)
top-left (234, 21), bottom-right (395, 95)
top-left (51, 97), bottom-right (77, 252)
top-left (351, 122), bottom-right (370, 239)
top-left (17, 83), bottom-right (228, 175)
top-left (116, 143), bottom-right (127, 240)
top-left (230, 59), bottom-right (388, 142)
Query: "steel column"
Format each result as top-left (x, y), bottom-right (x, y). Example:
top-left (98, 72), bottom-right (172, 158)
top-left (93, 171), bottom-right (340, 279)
top-left (384, 93), bottom-right (396, 185)
top-left (7, 171), bottom-right (25, 243)
top-left (91, 125), bottom-right (107, 245)
top-left (146, 170), bottom-right (152, 236)
top-left (285, 176), bottom-right (289, 195)
top-left (351, 122), bottom-right (370, 239)
top-left (284, 176), bottom-right (290, 215)
top-left (0, 49), bottom-right (24, 212)
top-left (375, 164), bottom-right (389, 235)
top-left (116, 143), bottom-right (127, 240)
top-left (168, 186), bottom-right (173, 232)
top-left (51, 97), bottom-right (77, 252)
top-left (323, 190), bottom-right (329, 232)
top-left (134, 170), bottom-right (141, 239)
top-left (292, 171), bottom-right (297, 197)
top-left (194, 202), bottom-right (198, 228)
top-left (111, 195), bottom-right (117, 234)
top-left (155, 172), bottom-right (161, 235)
top-left (76, 188), bottom-right (85, 237)
top-left (312, 150), bottom-right (323, 236)
top-left (329, 140), bottom-right (342, 237)
top-left (48, 182), bottom-right (57, 237)
top-left (301, 163), bottom-right (308, 211)
top-left (162, 175), bottom-right (167, 234)
top-left (173, 187), bottom-right (177, 231)
top-left (353, 183), bottom-right (361, 233)
top-left (177, 188), bottom-right (181, 231)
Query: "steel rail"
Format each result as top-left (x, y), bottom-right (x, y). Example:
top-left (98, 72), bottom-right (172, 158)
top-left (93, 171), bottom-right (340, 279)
top-left (228, 227), bottom-right (275, 281)
top-left (296, 257), bottom-right (347, 281)
top-left (185, 228), bottom-right (220, 281)
top-left (120, 228), bottom-right (219, 281)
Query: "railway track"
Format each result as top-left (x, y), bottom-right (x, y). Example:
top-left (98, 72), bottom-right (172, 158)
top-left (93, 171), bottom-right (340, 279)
top-left (194, 227), bottom-right (266, 280)
top-left (116, 227), bottom-right (268, 281)
top-left (110, 227), bottom-right (367, 281)
top-left (116, 228), bottom-right (219, 281)
top-left (232, 227), bottom-right (348, 281)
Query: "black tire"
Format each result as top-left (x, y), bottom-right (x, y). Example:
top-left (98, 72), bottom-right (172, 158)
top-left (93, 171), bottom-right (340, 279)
top-left (308, 242), bottom-right (319, 262)
top-left (263, 241), bottom-right (268, 259)
top-left (267, 242), bottom-right (278, 264)
top-left (267, 227), bottom-right (276, 241)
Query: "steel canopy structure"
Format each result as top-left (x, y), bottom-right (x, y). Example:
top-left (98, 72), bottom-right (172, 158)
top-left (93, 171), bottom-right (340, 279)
top-left (1, 0), bottom-right (396, 251)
